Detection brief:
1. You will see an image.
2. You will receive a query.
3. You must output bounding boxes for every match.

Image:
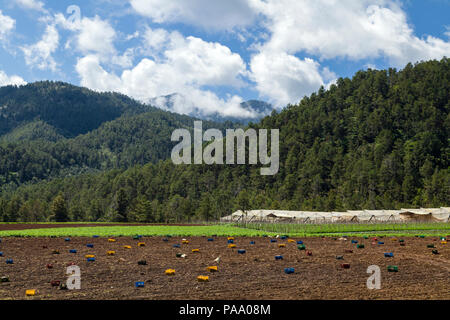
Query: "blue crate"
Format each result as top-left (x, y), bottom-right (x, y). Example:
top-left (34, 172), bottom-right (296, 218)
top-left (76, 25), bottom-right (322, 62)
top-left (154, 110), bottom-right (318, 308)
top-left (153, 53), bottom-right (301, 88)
top-left (69, 249), bottom-right (77, 254)
top-left (65, 238), bottom-right (70, 242)
top-left (87, 257), bottom-right (95, 262)
top-left (135, 281), bottom-right (145, 288)
top-left (250, 241), bottom-right (255, 245)
top-left (284, 267), bottom-right (295, 274)
top-left (227, 239), bottom-right (234, 244)
top-left (92, 235), bottom-right (99, 238)
top-left (270, 239), bottom-right (277, 243)
top-left (207, 238), bottom-right (214, 242)
top-left (351, 240), bottom-right (358, 244)
top-left (378, 242), bottom-right (385, 245)
top-left (0, 252), bottom-right (3, 257)
top-left (6, 259), bottom-right (13, 264)
top-left (173, 244), bottom-right (181, 248)
top-left (275, 255), bottom-right (283, 260)
top-left (237, 249), bottom-right (246, 254)
top-left (87, 244), bottom-right (94, 248)
top-left (297, 241), bottom-right (303, 245)
top-left (384, 252), bottom-right (394, 258)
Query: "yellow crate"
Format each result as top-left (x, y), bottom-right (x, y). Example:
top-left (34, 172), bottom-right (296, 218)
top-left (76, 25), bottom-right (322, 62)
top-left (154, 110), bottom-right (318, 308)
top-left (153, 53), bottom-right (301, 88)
top-left (441, 241), bottom-right (447, 244)
top-left (123, 245), bottom-right (132, 249)
top-left (182, 240), bottom-right (189, 244)
top-left (165, 269), bottom-right (176, 276)
top-left (85, 254), bottom-right (95, 258)
top-left (25, 290), bottom-right (36, 296)
top-left (228, 244), bottom-right (236, 248)
top-left (138, 242), bottom-right (146, 247)
top-left (192, 249), bottom-right (200, 253)
top-left (287, 239), bottom-right (296, 243)
top-left (107, 251), bottom-right (116, 256)
top-left (278, 244), bottom-right (286, 248)
top-left (206, 266), bottom-right (218, 272)
top-left (108, 239), bottom-right (116, 242)
top-left (197, 276), bottom-right (209, 282)
top-left (227, 237), bottom-right (235, 240)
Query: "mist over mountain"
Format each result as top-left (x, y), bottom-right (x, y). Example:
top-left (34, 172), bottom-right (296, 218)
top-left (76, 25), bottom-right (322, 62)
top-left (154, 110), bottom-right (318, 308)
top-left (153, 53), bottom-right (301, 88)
top-left (149, 93), bottom-right (274, 124)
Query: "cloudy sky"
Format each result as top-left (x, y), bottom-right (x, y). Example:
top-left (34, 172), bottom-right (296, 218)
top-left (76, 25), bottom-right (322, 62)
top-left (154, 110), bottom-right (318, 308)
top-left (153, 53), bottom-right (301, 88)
top-left (0, 0), bottom-right (449, 118)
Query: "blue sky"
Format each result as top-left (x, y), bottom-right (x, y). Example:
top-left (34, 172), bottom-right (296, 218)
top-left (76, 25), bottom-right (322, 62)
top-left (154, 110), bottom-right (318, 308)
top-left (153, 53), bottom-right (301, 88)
top-left (0, 0), bottom-right (449, 118)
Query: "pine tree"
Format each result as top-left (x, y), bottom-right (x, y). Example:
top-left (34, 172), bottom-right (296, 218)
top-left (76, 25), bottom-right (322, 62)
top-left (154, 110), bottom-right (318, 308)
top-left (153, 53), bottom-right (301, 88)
top-left (51, 194), bottom-right (69, 222)
top-left (131, 196), bottom-right (154, 222)
top-left (116, 188), bottom-right (129, 222)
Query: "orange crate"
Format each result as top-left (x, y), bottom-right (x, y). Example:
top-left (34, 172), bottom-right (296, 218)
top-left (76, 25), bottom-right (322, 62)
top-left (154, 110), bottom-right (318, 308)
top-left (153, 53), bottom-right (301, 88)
top-left (206, 266), bottom-right (218, 272)
top-left (25, 289), bottom-right (36, 296)
top-left (197, 276), bottom-right (209, 282)
top-left (165, 269), bottom-right (176, 276)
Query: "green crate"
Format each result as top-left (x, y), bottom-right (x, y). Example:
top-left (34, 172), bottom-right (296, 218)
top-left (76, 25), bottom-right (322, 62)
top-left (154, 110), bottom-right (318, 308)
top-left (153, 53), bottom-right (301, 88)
top-left (387, 265), bottom-right (398, 272)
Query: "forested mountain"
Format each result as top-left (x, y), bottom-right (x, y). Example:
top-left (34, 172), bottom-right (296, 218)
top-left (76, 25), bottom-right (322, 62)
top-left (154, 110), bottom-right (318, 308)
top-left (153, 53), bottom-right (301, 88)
top-left (0, 82), bottom-right (237, 190)
top-left (0, 120), bottom-right (65, 144)
top-left (0, 59), bottom-right (448, 222)
top-left (0, 81), bottom-right (152, 137)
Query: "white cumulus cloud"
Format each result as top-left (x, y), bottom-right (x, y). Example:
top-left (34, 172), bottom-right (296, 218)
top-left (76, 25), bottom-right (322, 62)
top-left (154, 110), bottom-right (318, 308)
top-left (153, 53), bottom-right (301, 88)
top-left (76, 16), bottom-right (117, 56)
top-left (55, 13), bottom-right (132, 67)
top-left (0, 70), bottom-right (27, 87)
top-left (55, 14), bottom-right (116, 55)
top-left (14, 0), bottom-right (45, 12)
top-left (0, 11), bottom-right (15, 40)
top-left (249, 0), bottom-right (450, 66)
top-left (21, 24), bottom-right (59, 71)
top-left (76, 31), bottom-right (252, 118)
top-left (246, 0), bottom-right (450, 106)
top-left (129, 0), bottom-right (257, 30)
top-left (250, 51), bottom-right (326, 107)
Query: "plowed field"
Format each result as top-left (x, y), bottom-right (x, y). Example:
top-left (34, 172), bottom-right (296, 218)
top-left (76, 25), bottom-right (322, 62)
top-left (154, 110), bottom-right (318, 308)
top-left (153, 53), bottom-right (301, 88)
top-left (0, 236), bottom-right (448, 300)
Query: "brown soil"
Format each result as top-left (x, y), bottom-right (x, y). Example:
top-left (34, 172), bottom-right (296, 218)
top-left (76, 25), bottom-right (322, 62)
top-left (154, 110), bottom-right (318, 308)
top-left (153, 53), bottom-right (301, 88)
top-left (0, 236), bottom-right (448, 300)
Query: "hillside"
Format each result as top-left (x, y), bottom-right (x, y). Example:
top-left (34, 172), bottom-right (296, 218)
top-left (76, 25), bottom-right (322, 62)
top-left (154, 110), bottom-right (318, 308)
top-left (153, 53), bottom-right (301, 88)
top-left (0, 82), bottom-right (237, 189)
top-left (0, 59), bottom-right (448, 222)
top-left (0, 81), bottom-right (153, 138)
top-left (0, 120), bottom-right (65, 143)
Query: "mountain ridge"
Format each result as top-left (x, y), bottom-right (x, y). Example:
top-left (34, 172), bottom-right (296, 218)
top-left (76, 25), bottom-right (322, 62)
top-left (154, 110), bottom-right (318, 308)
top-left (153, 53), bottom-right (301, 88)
top-left (0, 82), bottom-right (241, 190)
top-left (0, 58), bottom-right (448, 222)
top-left (0, 81), bottom-right (156, 138)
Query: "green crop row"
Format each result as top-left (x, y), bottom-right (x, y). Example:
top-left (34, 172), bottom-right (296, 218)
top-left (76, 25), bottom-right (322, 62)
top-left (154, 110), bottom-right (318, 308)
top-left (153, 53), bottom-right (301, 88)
top-left (0, 225), bottom-right (275, 237)
top-left (0, 223), bottom-right (448, 238)
top-left (234, 222), bottom-right (450, 237)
